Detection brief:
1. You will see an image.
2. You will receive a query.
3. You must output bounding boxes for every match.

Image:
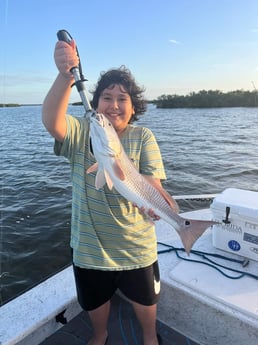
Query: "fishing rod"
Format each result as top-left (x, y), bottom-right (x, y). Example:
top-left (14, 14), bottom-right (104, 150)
top-left (56, 29), bottom-right (93, 117)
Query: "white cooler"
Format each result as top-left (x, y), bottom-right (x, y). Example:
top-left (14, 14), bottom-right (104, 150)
top-left (210, 188), bottom-right (258, 261)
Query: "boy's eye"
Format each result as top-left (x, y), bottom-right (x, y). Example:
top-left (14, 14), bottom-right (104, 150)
top-left (102, 96), bottom-right (128, 102)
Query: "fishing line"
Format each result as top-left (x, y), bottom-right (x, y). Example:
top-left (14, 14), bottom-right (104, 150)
top-left (158, 242), bottom-right (258, 280)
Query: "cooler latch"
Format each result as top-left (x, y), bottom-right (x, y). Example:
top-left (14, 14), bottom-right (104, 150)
top-left (223, 206), bottom-right (231, 224)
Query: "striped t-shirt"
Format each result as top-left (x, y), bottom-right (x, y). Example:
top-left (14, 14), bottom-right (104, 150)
top-left (54, 114), bottom-right (166, 270)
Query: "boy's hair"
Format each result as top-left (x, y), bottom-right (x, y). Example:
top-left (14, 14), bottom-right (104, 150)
top-left (91, 66), bottom-right (147, 122)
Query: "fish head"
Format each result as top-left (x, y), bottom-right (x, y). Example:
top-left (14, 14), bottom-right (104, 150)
top-left (90, 112), bottom-right (121, 157)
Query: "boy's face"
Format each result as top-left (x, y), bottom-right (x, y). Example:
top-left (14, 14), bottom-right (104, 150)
top-left (97, 84), bottom-right (135, 136)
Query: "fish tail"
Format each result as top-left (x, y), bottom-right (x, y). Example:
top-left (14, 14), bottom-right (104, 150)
top-left (178, 219), bottom-right (217, 255)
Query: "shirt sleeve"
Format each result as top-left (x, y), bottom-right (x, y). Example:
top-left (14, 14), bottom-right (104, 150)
top-left (54, 115), bottom-right (88, 161)
top-left (140, 127), bottom-right (167, 180)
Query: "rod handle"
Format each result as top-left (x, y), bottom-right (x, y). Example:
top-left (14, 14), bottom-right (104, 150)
top-left (57, 29), bottom-right (73, 44)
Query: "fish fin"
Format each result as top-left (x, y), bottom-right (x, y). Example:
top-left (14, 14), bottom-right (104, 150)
top-left (94, 169), bottom-right (114, 190)
top-left (86, 163), bottom-right (98, 174)
top-left (104, 170), bottom-right (114, 190)
top-left (95, 170), bottom-right (106, 189)
top-left (87, 163), bottom-right (114, 190)
top-left (112, 159), bottom-right (125, 181)
top-left (178, 218), bottom-right (218, 254)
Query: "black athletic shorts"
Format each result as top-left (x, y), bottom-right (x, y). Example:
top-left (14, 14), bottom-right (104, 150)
top-left (72, 261), bottom-right (160, 311)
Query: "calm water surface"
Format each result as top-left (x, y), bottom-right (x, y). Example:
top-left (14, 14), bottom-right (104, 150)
top-left (1, 105), bottom-right (258, 304)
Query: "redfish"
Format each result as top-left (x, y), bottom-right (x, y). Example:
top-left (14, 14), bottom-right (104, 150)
top-left (87, 112), bottom-right (216, 254)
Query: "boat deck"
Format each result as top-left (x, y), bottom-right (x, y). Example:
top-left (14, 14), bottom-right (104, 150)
top-left (40, 293), bottom-right (197, 345)
top-left (2, 208), bottom-right (258, 345)
top-left (156, 210), bottom-right (258, 345)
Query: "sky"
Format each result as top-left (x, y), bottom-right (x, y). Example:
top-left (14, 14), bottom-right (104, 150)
top-left (0, 0), bottom-right (258, 104)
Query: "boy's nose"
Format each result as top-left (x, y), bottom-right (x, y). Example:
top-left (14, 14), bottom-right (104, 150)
top-left (111, 99), bottom-right (119, 109)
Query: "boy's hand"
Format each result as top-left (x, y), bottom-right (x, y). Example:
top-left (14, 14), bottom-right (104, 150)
top-left (54, 40), bottom-right (79, 79)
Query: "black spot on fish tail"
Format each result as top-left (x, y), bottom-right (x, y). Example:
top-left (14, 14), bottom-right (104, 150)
top-left (179, 218), bottom-right (217, 254)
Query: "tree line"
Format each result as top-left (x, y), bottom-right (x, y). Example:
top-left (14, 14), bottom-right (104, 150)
top-left (152, 90), bottom-right (258, 108)
top-left (0, 103), bottom-right (20, 107)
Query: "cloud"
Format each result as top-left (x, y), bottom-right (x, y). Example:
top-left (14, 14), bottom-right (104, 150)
top-left (169, 39), bottom-right (182, 45)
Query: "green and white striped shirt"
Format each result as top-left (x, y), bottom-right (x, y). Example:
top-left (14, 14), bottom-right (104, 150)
top-left (54, 115), bottom-right (166, 270)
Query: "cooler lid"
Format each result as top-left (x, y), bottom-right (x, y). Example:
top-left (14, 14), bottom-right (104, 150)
top-left (211, 188), bottom-right (258, 219)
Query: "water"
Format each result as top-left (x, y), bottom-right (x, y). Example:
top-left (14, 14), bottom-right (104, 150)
top-left (1, 105), bottom-right (258, 305)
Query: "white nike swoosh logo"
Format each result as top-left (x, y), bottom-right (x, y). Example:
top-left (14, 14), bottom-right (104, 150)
top-left (154, 278), bottom-right (160, 294)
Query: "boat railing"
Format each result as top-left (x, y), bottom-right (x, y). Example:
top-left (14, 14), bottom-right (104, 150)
top-left (174, 194), bottom-right (217, 201)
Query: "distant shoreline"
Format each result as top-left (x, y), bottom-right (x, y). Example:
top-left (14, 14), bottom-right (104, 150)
top-left (0, 103), bottom-right (43, 107)
top-left (1, 88), bottom-right (258, 108)
top-left (0, 103), bottom-right (20, 107)
top-left (153, 89), bottom-right (258, 108)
